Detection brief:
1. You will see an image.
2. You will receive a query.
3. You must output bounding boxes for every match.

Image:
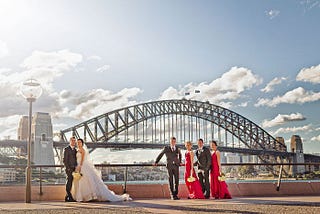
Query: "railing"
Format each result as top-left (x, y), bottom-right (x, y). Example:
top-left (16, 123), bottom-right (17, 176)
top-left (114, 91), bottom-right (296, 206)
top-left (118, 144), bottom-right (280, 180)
top-left (0, 163), bottom-right (319, 195)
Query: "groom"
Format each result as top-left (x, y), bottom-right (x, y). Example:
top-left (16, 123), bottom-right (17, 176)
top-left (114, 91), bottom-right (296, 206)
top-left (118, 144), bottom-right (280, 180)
top-left (63, 136), bottom-right (77, 202)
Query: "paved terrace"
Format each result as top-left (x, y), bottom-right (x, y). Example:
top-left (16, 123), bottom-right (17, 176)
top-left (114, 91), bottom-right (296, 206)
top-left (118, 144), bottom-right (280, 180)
top-left (1, 182), bottom-right (319, 213)
top-left (0, 196), bottom-right (319, 214)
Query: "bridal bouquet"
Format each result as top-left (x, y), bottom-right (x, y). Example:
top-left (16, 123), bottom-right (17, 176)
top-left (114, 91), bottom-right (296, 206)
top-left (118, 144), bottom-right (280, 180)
top-left (187, 176), bottom-right (196, 182)
top-left (72, 171), bottom-right (82, 181)
top-left (218, 173), bottom-right (226, 182)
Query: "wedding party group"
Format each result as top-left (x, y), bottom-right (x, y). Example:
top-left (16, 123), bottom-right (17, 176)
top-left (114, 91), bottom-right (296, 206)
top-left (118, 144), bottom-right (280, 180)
top-left (63, 136), bottom-right (131, 202)
top-left (154, 137), bottom-right (232, 200)
top-left (63, 135), bottom-right (231, 202)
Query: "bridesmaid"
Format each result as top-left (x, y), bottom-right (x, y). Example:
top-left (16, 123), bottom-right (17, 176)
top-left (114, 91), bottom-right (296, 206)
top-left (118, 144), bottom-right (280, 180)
top-left (210, 140), bottom-right (232, 199)
top-left (184, 141), bottom-right (205, 199)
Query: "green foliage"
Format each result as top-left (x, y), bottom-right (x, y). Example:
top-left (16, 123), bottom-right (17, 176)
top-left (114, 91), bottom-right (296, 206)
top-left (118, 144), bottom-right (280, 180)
top-left (0, 154), bottom-right (27, 165)
top-left (238, 165), bottom-right (256, 178)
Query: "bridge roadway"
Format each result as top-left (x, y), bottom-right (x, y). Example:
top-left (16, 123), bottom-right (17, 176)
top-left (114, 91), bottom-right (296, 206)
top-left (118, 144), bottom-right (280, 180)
top-left (1, 140), bottom-right (294, 156)
top-left (59, 141), bottom-right (320, 163)
top-left (3, 140), bottom-right (320, 161)
top-left (0, 196), bottom-right (319, 213)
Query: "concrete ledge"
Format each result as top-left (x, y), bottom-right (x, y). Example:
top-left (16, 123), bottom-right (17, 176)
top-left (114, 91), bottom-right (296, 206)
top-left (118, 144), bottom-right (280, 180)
top-left (0, 181), bottom-right (319, 202)
top-left (228, 181), bottom-right (320, 197)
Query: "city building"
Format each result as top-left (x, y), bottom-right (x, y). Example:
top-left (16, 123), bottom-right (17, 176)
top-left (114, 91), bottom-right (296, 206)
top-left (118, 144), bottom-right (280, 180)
top-left (0, 164), bottom-right (16, 183)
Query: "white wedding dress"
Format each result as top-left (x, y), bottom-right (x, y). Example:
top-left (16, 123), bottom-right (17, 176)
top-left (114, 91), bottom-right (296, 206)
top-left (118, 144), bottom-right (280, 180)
top-left (71, 150), bottom-right (131, 202)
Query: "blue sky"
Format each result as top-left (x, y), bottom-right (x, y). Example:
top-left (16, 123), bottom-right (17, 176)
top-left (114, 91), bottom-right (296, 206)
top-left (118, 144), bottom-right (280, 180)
top-left (0, 0), bottom-right (319, 161)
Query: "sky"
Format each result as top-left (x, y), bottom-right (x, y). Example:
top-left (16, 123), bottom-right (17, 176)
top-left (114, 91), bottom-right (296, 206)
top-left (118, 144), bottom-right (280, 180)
top-left (0, 0), bottom-right (319, 162)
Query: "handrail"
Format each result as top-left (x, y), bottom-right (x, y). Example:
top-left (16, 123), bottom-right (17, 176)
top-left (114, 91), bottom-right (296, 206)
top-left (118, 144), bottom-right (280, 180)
top-left (0, 162), bottom-right (319, 200)
top-left (1, 162), bottom-right (320, 168)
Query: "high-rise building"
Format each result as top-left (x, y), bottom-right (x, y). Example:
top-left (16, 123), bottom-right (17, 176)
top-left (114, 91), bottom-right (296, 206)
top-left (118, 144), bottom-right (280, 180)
top-left (17, 116), bottom-right (29, 140)
top-left (276, 137), bottom-right (287, 152)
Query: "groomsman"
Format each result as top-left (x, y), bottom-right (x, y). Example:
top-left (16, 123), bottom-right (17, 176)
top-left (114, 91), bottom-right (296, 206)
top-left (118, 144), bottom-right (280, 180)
top-left (154, 137), bottom-right (182, 200)
top-left (195, 138), bottom-right (211, 199)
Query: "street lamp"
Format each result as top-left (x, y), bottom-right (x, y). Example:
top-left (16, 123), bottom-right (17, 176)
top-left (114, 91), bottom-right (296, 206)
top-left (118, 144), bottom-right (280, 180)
top-left (20, 78), bottom-right (42, 203)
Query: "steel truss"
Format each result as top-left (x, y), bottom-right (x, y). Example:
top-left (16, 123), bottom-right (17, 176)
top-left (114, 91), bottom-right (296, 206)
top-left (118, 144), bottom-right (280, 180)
top-left (60, 99), bottom-right (286, 154)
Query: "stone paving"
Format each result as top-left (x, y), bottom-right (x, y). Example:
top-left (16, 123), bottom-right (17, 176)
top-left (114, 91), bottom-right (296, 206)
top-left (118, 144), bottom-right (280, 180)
top-left (0, 196), bottom-right (319, 214)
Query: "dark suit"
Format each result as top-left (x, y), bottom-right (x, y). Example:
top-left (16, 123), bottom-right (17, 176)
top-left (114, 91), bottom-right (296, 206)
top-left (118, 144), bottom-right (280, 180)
top-left (63, 145), bottom-right (77, 201)
top-left (195, 146), bottom-right (211, 197)
top-left (155, 146), bottom-right (182, 198)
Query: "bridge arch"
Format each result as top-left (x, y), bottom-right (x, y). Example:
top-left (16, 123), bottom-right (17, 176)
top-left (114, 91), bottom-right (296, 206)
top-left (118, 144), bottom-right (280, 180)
top-left (60, 99), bottom-right (286, 153)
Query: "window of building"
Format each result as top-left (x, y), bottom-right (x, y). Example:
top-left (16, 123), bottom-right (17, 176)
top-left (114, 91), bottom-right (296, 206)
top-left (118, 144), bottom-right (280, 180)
top-left (41, 134), bottom-right (46, 141)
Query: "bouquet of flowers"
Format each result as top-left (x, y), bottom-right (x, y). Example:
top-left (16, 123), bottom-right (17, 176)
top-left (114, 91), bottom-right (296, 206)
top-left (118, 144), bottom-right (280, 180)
top-left (187, 176), bottom-right (196, 182)
top-left (218, 173), bottom-right (226, 182)
top-left (72, 171), bottom-right (82, 181)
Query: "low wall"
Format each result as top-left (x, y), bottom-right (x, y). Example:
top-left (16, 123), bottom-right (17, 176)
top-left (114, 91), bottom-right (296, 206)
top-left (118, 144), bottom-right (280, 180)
top-left (0, 181), bottom-right (319, 202)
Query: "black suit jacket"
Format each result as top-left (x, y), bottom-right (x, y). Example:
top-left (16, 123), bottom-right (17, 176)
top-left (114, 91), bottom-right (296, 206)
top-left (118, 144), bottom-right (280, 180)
top-left (155, 146), bottom-right (182, 167)
top-left (63, 145), bottom-right (77, 170)
top-left (195, 146), bottom-right (211, 171)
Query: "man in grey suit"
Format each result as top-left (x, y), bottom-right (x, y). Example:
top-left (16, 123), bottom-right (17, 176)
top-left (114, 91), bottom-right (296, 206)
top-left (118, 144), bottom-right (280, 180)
top-left (63, 136), bottom-right (77, 202)
top-left (195, 138), bottom-right (211, 199)
top-left (154, 137), bottom-right (182, 200)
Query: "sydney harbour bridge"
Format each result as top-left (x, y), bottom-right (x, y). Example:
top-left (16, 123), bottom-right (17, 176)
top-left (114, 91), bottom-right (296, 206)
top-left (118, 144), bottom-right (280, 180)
top-left (1, 99), bottom-right (319, 171)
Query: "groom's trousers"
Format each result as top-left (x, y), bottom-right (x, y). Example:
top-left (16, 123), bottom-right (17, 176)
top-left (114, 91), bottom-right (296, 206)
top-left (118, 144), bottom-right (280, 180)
top-left (65, 168), bottom-right (74, 199)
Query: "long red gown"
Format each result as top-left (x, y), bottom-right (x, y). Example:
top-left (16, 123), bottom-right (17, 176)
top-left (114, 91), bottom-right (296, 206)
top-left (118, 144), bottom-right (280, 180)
top-left (184, 151), bottom-right (205, 199)
top-left (210, 151), bottom-right (232, 199)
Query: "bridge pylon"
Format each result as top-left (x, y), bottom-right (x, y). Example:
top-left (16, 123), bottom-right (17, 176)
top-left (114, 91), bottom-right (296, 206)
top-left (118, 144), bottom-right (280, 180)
top-left (290, 135), bottom-right (305, 176)
top-left (18, 112), bottom-right (55, 166)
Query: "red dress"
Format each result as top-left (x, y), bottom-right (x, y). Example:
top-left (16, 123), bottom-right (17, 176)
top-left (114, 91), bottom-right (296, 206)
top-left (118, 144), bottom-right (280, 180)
top-left (184, 151), bottom-right (205, 199)
top-left (210, 151), bottom-right (232, 199)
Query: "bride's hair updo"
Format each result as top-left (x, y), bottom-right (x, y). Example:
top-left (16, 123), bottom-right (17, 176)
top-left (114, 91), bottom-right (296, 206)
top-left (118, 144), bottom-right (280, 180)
top-left (78, 138), bottom-right (85, 146)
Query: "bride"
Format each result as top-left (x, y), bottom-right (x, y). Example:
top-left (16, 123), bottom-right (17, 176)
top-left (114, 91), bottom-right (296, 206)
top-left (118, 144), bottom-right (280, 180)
top-left (71, 138), bottom-right (131, 202)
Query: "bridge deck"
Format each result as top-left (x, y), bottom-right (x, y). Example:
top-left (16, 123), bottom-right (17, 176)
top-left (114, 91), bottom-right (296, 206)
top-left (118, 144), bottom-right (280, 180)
top-left (0, 196), bottom-right (319, 213)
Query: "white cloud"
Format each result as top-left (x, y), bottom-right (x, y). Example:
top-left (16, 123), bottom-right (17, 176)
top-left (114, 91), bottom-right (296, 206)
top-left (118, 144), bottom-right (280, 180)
top-left (67, 87), bottom-right (143, 120)
top-left (265, 9), bottom-right (280, 19)
top-left (96, 64), bottom-right (111, 73)
top-left (296, 64), bottom-right (320, 84)
top-left (218, 101), bottom-right (233, 109)
top-left (159, 66), bottom-right (262, 107)
top-left (0, 79), bottom-right (27, 117)
top-left (0, 49), bottom-right (86, 140)
top-left (0, 84), bottom-right (143, 139)
top-left (0, 48), bottom-right (144, 138)
top-left (272, 124), bottom-right (312, 136)
top-left (311, 135), bottom-right (320, 142)
top-left (301, 0), bottom-right (320, 12)
top-left (0, 49), bottom-right (83, 118)
top-left (261, 77), bottom-right (287, 93)
top-left (87, 55), bottom-right (102, 61)
top-left (21, 49), bottom-right (83, 87)
top-left (209, 67), bottom-right (262, 93)
top-left (0, 68), bottom-right (11, 74)
top-left (262, 113), bottom-right (306, 128)
top-left (0, 115), bottom-right (21, 140)
top-left (22, 49), bottom-right (82, 70)
top-left (238, 102), bottom-right (248, 107)
top-left (255, 87), bottom-right (320, 107)
top-left (0, 40), bottom-right (8, 58)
